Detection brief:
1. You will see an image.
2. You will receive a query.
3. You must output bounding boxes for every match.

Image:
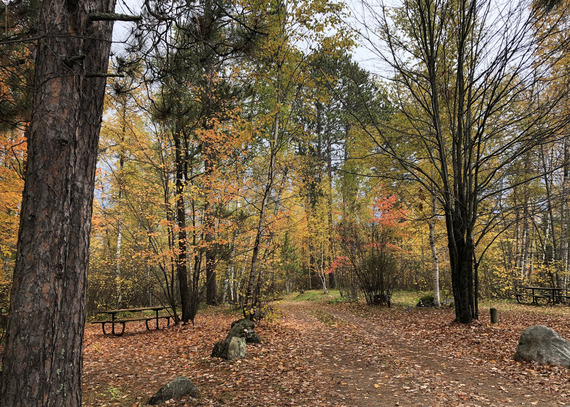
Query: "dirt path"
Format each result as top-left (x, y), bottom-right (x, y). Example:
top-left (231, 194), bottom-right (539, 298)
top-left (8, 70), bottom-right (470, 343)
top-left (277, 301), bottom-right (568, 407)
top-left (82, 299), bottom-right (570, 406)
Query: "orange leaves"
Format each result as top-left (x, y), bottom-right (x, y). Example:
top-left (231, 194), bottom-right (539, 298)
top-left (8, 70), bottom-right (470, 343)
top-left (370, 190), bottom-right (409, 238)
top-left (373, 194), bottom-right (407, 225)
top-left (327, 256), bottom-right (351, 275)
top-left (0, 129), bottom-right (26, 273)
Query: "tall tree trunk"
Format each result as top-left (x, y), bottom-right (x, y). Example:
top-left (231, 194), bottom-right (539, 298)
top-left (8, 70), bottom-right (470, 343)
top-left (522, 207), bottom-right (531, 281)
top-left (201, 0), bottom-right (219, 306)
top-left (429, 193), bottom-right (441, 307)
top-left (204, 154), bottom-right (218, 305)
top-left (520, 158), bottom-right (532, 282)
top-left (221, 228), bottom-right (238, 304)
top-left (161, 168), bottom-right (180, 323)
top-left (243, 113), bottom-right (279, 319)
top-left (0, 0), bottom-right (115, 404)
top-left (115, 199), bottom-right (123, 307)
top-left (542, 146), bottom-right (558, 255)
top-left (447, 213), bottom-right (476, 323)
top-left (174, 131), bottom-right (192, 323)
top-left (560, 136), bottom-right (569, 287)
top-left (114, 99), bottom-right (126, 308)
top-left (326, 132), bottom-right (336, 289)
top-left (205, 227), bottom-right (218, 304)
top-left (318, 231), bottom-right (328, 294)
top-left (189, 195), bottom-right (203, 323)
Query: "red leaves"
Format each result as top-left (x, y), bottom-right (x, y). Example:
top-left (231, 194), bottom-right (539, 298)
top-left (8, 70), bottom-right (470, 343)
top-left (327, 256), bottom-right (351, 274)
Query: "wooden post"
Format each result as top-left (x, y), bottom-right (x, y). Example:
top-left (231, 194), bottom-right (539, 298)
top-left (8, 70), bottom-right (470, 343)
top-left (490, 308), bottom-right (498, 324)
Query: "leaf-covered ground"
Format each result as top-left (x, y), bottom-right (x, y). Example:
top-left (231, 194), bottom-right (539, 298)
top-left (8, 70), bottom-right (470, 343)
top-left (83, 295), bottom-right (570, 406)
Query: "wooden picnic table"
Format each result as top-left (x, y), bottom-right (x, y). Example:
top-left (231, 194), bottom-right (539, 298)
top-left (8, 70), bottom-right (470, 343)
top-left (93, 306), bottom-right (172, 336)
top-left (516, 286), bottom-right (565, 305)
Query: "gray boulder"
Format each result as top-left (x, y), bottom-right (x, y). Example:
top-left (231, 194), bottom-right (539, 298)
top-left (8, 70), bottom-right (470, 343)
top-left (228, 318), bottom-right (262, 344)
top-left (514, 325), bottom-right (570, 368)
top-left (211, 340), bottom-right (225, 358)
top-left (227, 336), bottom-right (246, 359)
top-left (148, 376), bottom-right (198, 405)
top-left (211, 336), bottom-right (246, 360)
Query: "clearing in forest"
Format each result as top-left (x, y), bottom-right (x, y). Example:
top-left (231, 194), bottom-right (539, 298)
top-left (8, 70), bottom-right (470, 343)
top-left (83, 292), bottom-right (570, 406)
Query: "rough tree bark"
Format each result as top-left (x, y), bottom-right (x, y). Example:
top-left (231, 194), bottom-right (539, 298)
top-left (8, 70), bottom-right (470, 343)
top-left (173, 129), bottom-right (192, 323)
top-left (0, 0), bottom-right (115, 404)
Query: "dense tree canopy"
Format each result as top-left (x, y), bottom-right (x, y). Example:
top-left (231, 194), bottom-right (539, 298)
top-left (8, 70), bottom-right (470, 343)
top-left (0, 0), bottom-right (568, 400)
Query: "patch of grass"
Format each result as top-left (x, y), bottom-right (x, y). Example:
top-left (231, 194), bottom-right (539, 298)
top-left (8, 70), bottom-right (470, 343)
top-left (102, 385), bottom-right (136, 404)
top-left (201, 303), bottom-right (242, 316)
top-left (283, 289), bottom-right (341, 303)
top-left (390, 291), bottom-right (570, 316)
top-left (390, 290), bottom-right (429, 307)
top-left (479, 297), bottom-right (570, 317)
top-left (390, 290), bottom-right (454, 308)
top-left (106, 385), bottom-right (123, 401)
top-left (328, 296), bottom-right (358, 305)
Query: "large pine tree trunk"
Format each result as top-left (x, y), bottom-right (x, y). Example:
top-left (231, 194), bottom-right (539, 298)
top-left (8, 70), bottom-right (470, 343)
top-left (173, 131), bottom-right (192, 323)
top-left (202, 0), bottom-right (219, 307)
top-left (0, 0), bottom-right (115, 404)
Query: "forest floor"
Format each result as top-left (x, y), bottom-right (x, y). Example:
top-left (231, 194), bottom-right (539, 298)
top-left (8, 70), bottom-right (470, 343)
top-left (83, 292), bottom-right (570, 406)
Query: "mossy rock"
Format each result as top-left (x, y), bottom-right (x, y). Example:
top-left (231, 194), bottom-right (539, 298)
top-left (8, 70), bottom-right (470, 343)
top-left (228, 319), bottom-right (261, 344)
top-left (148, 376), bottom-right (198, 405)
top-left (417, 295), bottom-right (435, 307)
top-left (211, 336), bottom-right (246, 360)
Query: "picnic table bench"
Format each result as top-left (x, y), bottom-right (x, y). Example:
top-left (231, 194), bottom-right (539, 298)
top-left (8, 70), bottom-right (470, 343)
top-left (515, 286), bottom-right (566, 305)
top-left (92, 306), bottom-right (172, 336)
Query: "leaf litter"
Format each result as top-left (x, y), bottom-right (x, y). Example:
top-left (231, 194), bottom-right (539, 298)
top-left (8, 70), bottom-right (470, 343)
top-left (82, 301), bottom-right (570, 406)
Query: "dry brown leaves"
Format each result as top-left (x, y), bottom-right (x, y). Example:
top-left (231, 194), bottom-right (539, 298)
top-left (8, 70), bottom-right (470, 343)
top-left (82, 300), bottom-right (570, 406)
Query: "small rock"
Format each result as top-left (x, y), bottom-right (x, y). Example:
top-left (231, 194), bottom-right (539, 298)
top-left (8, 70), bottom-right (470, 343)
top-left (148, 376), bottom-right (198, 405)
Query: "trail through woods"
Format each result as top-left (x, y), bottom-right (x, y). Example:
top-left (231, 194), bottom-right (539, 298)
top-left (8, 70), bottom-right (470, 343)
top-left (82, 298), bottom-right (570, 406)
